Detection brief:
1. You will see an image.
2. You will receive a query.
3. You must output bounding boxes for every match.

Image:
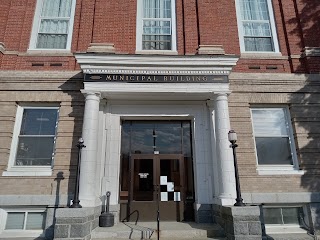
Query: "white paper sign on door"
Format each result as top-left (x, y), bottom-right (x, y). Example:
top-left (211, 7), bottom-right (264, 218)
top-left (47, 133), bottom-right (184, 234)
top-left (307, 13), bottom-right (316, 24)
top-left (174, 192), bottom-right (181, 201)
top-left (167, 182), bottom-right (174, 192)
top-left (160, 176), bottom-right (167, 185)
top-left (161, 192), bottom-right (168, 201)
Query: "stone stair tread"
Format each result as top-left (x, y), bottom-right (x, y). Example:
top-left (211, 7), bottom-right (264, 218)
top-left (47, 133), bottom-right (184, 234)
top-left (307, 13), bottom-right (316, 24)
top-left (92, 222), bottom-right (225, 239)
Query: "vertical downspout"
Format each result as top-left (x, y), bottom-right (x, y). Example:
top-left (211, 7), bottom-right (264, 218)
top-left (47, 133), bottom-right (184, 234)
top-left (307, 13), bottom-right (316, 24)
top-left (182, 0), bottom-right (186, 55)
top-left (91, 0), bottom-right (98, 43)
top-left (195, 0), bottom-right (200, 49)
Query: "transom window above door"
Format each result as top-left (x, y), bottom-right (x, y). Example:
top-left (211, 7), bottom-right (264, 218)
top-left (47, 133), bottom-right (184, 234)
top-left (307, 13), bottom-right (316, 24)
top-left (136, 0), bottom-right (177, 52)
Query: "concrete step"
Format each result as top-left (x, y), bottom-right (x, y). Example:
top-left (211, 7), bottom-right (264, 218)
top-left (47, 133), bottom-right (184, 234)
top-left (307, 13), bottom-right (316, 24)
top-left (92, 222), bottom-right (225, 239)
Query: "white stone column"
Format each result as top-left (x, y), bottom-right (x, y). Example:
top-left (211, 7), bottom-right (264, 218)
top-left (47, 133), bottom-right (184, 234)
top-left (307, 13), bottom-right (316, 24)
top-left (79, 91), bottom-right (101, 207)
top-left (212, 93), bottom-right (236, 205)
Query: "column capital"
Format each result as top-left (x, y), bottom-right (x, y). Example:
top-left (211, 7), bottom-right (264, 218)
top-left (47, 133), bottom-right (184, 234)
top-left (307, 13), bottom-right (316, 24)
top-left (214, 93), bottom-right (229, 101)
top-left (81, 90), bottom-right (101, 100)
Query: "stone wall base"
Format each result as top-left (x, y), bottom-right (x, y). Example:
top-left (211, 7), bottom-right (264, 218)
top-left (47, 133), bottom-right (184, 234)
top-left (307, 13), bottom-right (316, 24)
top-left (213, 204), bottom-right (262, 240)
top-left (53, 207), bottom-right (100, 240)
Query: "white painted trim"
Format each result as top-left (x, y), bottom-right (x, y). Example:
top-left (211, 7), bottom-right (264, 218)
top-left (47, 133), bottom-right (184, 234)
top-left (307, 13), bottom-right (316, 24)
top-left (235, 0), bottom-right (280, 53)
top-left (75, 54), bottom-right (239, 75)
top-left (136, 0), bottom-right (177, 53)
top-left (28, 0), bottom-right (77, 51)
top-left (3, 106), bottom-right (59, 177)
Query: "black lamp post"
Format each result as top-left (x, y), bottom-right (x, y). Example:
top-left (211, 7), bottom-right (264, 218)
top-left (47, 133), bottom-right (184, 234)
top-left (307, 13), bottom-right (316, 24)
top-left (70, 137), bottom-right (86, 208)
top-left (228, 130), bottom-right (245, 207)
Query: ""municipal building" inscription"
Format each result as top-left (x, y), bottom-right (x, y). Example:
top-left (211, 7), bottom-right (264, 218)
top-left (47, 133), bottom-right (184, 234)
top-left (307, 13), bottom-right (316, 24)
top-left (85, 74), bottom-right (228, 83)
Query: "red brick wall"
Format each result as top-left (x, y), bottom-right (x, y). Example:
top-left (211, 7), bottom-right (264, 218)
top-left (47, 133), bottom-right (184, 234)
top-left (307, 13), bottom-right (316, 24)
top-left (0, 0), bottom-right (318, 72)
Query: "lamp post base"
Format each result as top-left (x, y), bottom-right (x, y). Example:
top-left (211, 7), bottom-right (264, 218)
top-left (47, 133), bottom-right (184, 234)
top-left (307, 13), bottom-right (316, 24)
top-left (70, 200), bottom-right (82, 208)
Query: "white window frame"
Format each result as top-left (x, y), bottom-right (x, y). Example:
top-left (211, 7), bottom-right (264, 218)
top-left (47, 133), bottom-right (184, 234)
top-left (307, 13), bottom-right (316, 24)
top-left (3, 105), bottom-right (59, 177)
top-left (136, 0), bottom-right (177, 54)
top-left (250, 107), bottom-right (304, 175)
top-left (263, 205), bottom-right (308, 234)
top-left (29, 0), bottom-right (77, 51)
top-left (235, 0), bottom-right (280, 53)
top-left (0, 208), bottom-right (46, 238)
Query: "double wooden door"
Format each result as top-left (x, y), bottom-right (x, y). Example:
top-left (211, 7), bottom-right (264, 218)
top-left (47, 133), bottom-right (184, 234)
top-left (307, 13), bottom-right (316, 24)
top-left (128, 154), bottom-right (185, 221)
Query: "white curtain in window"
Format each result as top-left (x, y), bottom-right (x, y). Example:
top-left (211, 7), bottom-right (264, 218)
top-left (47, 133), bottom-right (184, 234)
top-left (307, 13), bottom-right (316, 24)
top-left (240, 0), bottom-right (273, 51)
top-left (37, 0), bottom-right (72, 49)
top-left (143, 0), bottom-right (172, 50)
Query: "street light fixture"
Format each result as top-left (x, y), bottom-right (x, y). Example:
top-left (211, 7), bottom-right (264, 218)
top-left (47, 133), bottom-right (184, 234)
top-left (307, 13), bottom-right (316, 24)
top-left (228, 130), bottom-right (245, 207)
top-left (70, 137), bottom-right (86, 208)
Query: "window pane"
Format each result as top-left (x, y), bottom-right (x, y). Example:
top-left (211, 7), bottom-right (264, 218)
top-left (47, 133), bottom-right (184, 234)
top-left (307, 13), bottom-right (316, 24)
top-left (243, 22), bottom-right (271, 37)
top-left (16, 137), bottom-right (55, 166)
top-left (42, 0), bottom-right (72, 17)
top-left (240, 0), bottom-right (270, 21)
top-left (252, 109), bottom-right (288, 136)
top-left (37, 34), bottom-right (68, 49)
top-left (5, 212), bottom-right (25, 230)
top-left (131, 123), bottom-right (154, 154)
top-left (244, 37), bottom-right (273, 51)
top-left (39, 20), bottom-right (69, 34)
top-left (263, 208), bottom-right (282, 224)
top-left (143, 20), bottom-right (171, 35)
top-left (144, 0), bottom-right (171, 18)
top-left (20, 109), bottom-right (58, 136)
top-left (155, 122), bottom-right (181, 154)
top-left (143, 35), bottom-right (171, 50)
top-left (282, 208), bottom-right (301, 225)
top-left (256, 137), bottom-right (292, 165)
top-left (26, 212), bottom-right (46, 230)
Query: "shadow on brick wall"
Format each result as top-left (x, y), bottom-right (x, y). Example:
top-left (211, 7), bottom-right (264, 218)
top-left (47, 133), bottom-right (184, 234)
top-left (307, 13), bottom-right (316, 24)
top-left (287, 0), bottom-right (320, 235)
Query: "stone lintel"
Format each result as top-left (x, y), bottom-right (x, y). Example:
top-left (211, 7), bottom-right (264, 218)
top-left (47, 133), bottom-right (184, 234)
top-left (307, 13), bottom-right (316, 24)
top-left (87, 43), bottom-right (116, 54)
top-left (197, 45), bottom-right (225, 55)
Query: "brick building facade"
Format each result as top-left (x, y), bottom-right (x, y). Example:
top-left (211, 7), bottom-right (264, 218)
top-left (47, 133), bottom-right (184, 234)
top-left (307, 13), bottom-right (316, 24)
top-left (0, 0), bottom-right (319, 239)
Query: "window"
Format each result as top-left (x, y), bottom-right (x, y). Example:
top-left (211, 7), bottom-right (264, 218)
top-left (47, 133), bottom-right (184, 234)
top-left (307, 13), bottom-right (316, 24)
top-left (136, 0), bottom-right (177, 52)
top-left (262, 206), bottom-right (308, 233)
top-left (3, 106), bottom-right (59, 176)
top-left (235, 0), bottom-right (279, 52)
top-left (29, 0), bottom-right (76, 50)
top-left (5, 211), bottom-right (46, 230)
top-left (251, 108), bottom-right (297, 168)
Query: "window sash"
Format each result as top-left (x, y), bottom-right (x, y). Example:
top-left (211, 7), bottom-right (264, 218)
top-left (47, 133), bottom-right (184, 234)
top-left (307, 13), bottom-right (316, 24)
top-left (140, 0), bottom-right (173, 51)
top-left (251, 108), bottom-right (295, 166)
top-left (14, 108), bottom-right (58, 167)
top-left (35, 0), bottom-right (73, 49)
top-left (237, 0), bottom-right (276, 52)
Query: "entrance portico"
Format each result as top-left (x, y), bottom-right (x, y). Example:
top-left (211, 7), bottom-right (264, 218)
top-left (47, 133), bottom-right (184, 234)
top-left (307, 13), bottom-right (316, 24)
top-left (75, 54), bottom-right (238, 222)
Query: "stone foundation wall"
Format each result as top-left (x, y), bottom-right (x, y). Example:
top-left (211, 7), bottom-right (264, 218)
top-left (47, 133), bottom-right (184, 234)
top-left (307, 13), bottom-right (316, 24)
top-left (213, 205), bottom-right (262, 240)
top-left (54, 207), bottom-right (100, 240)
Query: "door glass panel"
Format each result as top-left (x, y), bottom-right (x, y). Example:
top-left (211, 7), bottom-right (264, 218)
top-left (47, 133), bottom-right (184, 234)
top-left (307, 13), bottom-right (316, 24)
top-left (160, 159), bottom-right (180, 201)
top-left (133, 159), bottom-right (154, 201)
top-left (156, 122), bottom-right (182, 154)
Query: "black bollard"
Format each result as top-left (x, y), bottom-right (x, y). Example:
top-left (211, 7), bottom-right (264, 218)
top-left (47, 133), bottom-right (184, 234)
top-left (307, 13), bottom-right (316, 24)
top-left (99, 191), bottom-right (114, 227)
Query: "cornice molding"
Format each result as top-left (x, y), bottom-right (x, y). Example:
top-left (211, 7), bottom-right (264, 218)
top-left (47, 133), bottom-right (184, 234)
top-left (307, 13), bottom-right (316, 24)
top-left (75, 54), bottom-right (239, 76)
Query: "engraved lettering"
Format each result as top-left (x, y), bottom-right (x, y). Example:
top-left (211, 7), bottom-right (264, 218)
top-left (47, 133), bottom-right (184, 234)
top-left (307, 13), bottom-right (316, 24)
top-left (106, 75), bottom-right (112, 81)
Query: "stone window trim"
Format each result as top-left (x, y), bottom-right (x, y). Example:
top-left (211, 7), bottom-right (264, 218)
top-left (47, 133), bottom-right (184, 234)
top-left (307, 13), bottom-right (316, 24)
top-left (250, 106), bottom-right (302, 175)
top-left (136, 0), bottom-right (177, 53)
top-left (0, 208), bottom-right (46, 238)
top-left (235, 0), bottom-right (280, 53)
top-left (28, 0), bottom-right (77, 51)
top-left (2, 105), bottom-right (60, 177)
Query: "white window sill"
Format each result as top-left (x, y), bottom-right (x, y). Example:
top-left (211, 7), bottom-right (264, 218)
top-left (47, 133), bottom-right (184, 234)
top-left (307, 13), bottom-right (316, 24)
top-left (0, 230), bottom-right (44, 238)
top-left (25, 49), bottom-right (73, 56)
top-left (135, 50), bottom-right (178, 55)
top-left (240, 52), bottom-right (286, 59)
top-left (265, 225), bottom-right (307, 234)
top-left (257, 166), bottom-right (305, 175)
top-left (2, 166), bottom-right (52, 177)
